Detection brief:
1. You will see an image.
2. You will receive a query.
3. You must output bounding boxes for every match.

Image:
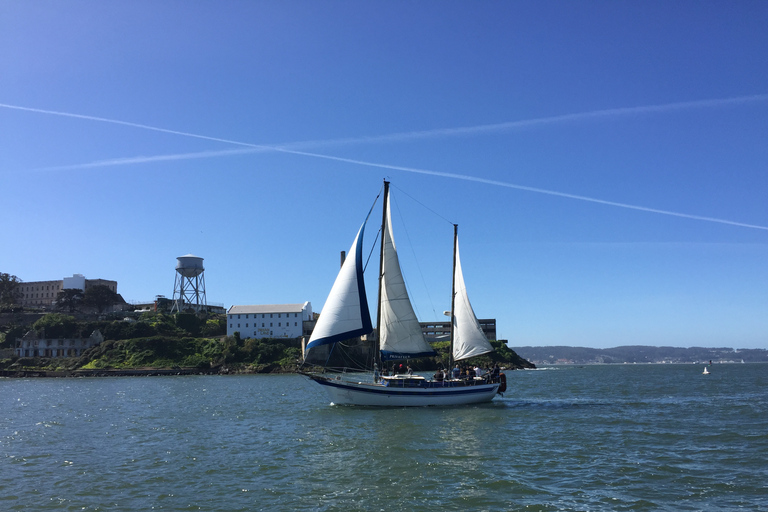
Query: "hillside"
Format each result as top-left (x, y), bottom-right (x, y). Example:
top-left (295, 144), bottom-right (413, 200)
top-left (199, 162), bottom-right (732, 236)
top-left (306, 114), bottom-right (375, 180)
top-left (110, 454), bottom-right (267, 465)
top-left (514, 345), bottom-right (768, 365)
top-left (1, 312), bottom-right (534, 375)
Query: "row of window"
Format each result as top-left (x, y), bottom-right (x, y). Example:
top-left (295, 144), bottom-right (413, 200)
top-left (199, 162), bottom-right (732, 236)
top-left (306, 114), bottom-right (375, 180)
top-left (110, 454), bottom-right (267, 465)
top-left (230, 322), bottom-right (298, 328)
top-left (21, 284), bottom-right (61, 292)
top-left (21, 339), bottom-right (84, 347)
top-left (229, 313), bottom-right (300, 320)
top-left (25, 293), bottom-right (54, 298)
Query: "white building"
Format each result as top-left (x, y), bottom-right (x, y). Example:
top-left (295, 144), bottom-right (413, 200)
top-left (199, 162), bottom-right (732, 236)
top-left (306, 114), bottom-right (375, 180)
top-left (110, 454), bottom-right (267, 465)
top-left (16, 330), bottom-right (104, 358)
top-left (227, 302), bottom-right (313, 339)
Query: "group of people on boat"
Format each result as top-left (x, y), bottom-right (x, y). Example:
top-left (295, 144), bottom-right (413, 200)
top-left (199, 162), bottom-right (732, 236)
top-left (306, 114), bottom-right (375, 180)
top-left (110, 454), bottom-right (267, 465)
top-left (375, 362), bottom-right (502, 383)
top-left (435, 363), bottom-right (502, 382)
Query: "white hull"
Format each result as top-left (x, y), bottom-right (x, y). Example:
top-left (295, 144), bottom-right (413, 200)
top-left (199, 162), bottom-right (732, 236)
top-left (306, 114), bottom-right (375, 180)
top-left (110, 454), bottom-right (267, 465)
top-left (305, 374), bottom-right (500, 406)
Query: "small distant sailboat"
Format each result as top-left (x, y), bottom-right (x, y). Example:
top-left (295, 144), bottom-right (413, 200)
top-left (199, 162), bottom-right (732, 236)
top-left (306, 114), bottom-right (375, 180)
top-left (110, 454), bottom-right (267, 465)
top-left (301, 181), bottom-right (505, 406)
top-left (703, 366), bottom-right (710, 375)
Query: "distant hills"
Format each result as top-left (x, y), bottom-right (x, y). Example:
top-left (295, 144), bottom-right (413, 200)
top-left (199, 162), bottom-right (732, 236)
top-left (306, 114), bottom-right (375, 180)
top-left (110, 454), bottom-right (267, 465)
top-left (512, 345), bottom-right (768, 365)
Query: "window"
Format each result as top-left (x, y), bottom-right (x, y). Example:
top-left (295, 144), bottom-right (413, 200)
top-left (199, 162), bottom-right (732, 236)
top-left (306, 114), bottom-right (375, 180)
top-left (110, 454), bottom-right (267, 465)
top-left (261, 323), bottom-right (264, 327)
top-left (229, 324), bottom-right (232, 328)
top-left (246, 323), bottom-right (249, 327)
top-left (238, 324), bottom-right (240, 328)
top-left (278, 323), bottom-right (281, 327)
top-left (295, 322), bottom-right (297, 327)
top-left (270, 323), bottom-right (273, 327)
top-left (270, 314), bottom-right (273, 318)
top-left (238, 314), bottom-right (241, 319)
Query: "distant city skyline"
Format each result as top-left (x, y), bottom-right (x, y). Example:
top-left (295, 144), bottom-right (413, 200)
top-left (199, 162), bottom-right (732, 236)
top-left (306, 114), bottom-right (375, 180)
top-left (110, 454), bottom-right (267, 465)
top-left (2, 1), bottom-right (766, 348)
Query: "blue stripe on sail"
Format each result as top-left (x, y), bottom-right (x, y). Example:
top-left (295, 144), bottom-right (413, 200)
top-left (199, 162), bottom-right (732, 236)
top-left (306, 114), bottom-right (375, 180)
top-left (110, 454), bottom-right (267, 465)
top-left (354, 217), bottom-right (373, 335)
top-left (305, 219), bottom-right (373, 350)
top-left (380, 349), bottom-right (436, 361)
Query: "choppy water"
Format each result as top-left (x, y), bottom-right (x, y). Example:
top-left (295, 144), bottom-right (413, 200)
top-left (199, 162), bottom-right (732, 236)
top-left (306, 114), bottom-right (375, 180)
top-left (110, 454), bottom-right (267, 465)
top-left (2, 363), bottom-right (767, 511)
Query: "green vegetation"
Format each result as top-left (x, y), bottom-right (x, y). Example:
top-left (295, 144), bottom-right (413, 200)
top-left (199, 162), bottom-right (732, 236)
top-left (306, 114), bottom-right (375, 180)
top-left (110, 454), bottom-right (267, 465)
top-left (397, 339), bottom-right (534, 372)
top-left (0, 273), bottom-right (23, 309)
top-left (1, 312), bottom-right (533, 375)
top-left (0, 312), bottom-right (304, 374)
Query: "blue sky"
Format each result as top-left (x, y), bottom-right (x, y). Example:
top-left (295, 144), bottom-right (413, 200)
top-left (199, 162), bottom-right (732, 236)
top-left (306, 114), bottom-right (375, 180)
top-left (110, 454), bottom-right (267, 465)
top-left (1, 1), bottom-right (766, 349)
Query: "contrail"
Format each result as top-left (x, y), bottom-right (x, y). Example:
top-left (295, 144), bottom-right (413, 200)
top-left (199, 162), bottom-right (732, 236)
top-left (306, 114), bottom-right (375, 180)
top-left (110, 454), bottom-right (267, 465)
top-left (265, 148), bottom-right (768, 232)
top-left (32, 148), bottom-right (261, 172)
top-left (2, 95), bottom-right (768, 231)
top-left (0, 103), bottom-right (269, 149)
top-left (3, 93), bottom-right (767, 150)
top-left (272, 93), bottom-right (768, 148)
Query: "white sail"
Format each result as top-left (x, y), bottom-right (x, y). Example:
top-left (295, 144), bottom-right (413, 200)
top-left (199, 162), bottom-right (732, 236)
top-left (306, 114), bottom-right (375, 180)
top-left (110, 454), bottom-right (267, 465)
top-left (379, 195), bottom-right (435, 360)
top-left (452, 237), bottom-right (494, 361)
top-left (306, 223), bottom-right (372, 350)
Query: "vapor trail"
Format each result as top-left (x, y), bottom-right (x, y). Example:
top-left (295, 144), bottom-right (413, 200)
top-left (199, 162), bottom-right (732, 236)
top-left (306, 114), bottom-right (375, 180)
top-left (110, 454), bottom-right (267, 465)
top-left (3, 93), bottom-right (767, 151)
top-left (268, 149), bottom-right (768, 232)
top-left (0, 103), bottom-right (270, 149)
top-left (3, 96), bottom-right (768, 231)
top-left (273, 93), bottom-right (768, 148)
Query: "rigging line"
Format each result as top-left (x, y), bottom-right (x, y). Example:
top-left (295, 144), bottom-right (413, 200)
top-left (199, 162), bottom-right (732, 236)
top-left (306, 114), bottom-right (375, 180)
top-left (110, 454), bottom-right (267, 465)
top-left (364, 229), bottom-right (381, 274)
top-left (362, 183), bottom-right (385, 273)
top-left (390, 183), bottom-right (455, 226)
top-left (389, 193), bottom-right (438, 322)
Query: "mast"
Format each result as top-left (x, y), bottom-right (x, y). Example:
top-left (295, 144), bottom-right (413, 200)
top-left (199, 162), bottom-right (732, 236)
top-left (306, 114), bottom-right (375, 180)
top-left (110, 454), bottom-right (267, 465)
top-left (375, 180), bottom-right (390, 368)
top-left (449, 223), bottom-right (458, 370)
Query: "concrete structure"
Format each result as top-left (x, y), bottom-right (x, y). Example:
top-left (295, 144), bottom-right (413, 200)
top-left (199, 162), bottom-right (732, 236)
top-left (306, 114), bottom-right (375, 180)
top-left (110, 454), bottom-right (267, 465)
top-left (18, 275), bottom-right (118, 309)
top-left (227, 302), bottom-right (313, 339)
top-left (420, 319), bottom-right (497, 342)
top-left (171, 254), bottom-right (207, 313)
top-left (16, 329), bottom-right (104, 358)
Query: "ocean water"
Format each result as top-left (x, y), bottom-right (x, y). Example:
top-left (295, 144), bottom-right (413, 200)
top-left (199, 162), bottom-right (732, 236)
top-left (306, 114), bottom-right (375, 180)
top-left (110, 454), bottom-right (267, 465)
top-left (1, 363), bottom-right (766, 511)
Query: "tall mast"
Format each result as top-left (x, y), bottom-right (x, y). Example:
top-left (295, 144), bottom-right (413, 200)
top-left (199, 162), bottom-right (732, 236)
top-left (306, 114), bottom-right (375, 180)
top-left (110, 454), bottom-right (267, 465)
top-left (375, 180), bottom-right (390, 368)
top-left (449, 223), bottom-right (458, 370)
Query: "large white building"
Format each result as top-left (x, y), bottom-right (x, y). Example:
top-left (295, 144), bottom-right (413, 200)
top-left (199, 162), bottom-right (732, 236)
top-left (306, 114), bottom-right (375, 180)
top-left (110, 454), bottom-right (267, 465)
top-left (227, 302), bottom-right (313, 339)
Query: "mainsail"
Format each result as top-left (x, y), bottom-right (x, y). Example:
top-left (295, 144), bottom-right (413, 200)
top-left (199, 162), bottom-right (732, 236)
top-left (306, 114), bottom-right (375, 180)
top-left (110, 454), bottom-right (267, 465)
top-left (378, 194), bottom-right (435, 360)
top-left (306, 222), bottom-right (372, 349)
top-left (451, 236), bottom-right (494, 361)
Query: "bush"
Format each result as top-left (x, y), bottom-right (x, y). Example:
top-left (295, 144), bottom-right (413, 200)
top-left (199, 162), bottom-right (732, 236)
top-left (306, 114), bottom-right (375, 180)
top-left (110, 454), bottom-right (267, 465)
top-left (32, 314), bottom-right (79, 338)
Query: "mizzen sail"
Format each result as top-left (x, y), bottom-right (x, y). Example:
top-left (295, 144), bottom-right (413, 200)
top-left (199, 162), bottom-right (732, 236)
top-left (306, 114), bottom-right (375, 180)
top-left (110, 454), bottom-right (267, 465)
top-left (452, 236), bottom-right (494, 361)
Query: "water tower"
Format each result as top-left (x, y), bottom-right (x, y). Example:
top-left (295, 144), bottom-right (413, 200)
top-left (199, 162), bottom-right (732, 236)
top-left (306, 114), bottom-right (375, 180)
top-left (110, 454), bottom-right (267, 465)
top-left (170, 254), bottom-right (207, 313)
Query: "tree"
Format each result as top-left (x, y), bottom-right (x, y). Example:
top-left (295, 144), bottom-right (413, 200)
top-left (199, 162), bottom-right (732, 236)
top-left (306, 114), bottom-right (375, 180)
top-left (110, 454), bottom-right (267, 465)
top-left (0, 273), bottom-right (23, 308)
top-left (32, 313), bottom-right (79, 339)
top-left (55, 289), bottom-right (84, 313)
top-left (83, 285), bottom-right (121, 313)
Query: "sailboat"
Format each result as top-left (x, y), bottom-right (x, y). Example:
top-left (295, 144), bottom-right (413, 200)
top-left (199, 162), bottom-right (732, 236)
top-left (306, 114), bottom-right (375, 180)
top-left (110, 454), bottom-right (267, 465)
top-left (301, 181), bottom-right (505, 406)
